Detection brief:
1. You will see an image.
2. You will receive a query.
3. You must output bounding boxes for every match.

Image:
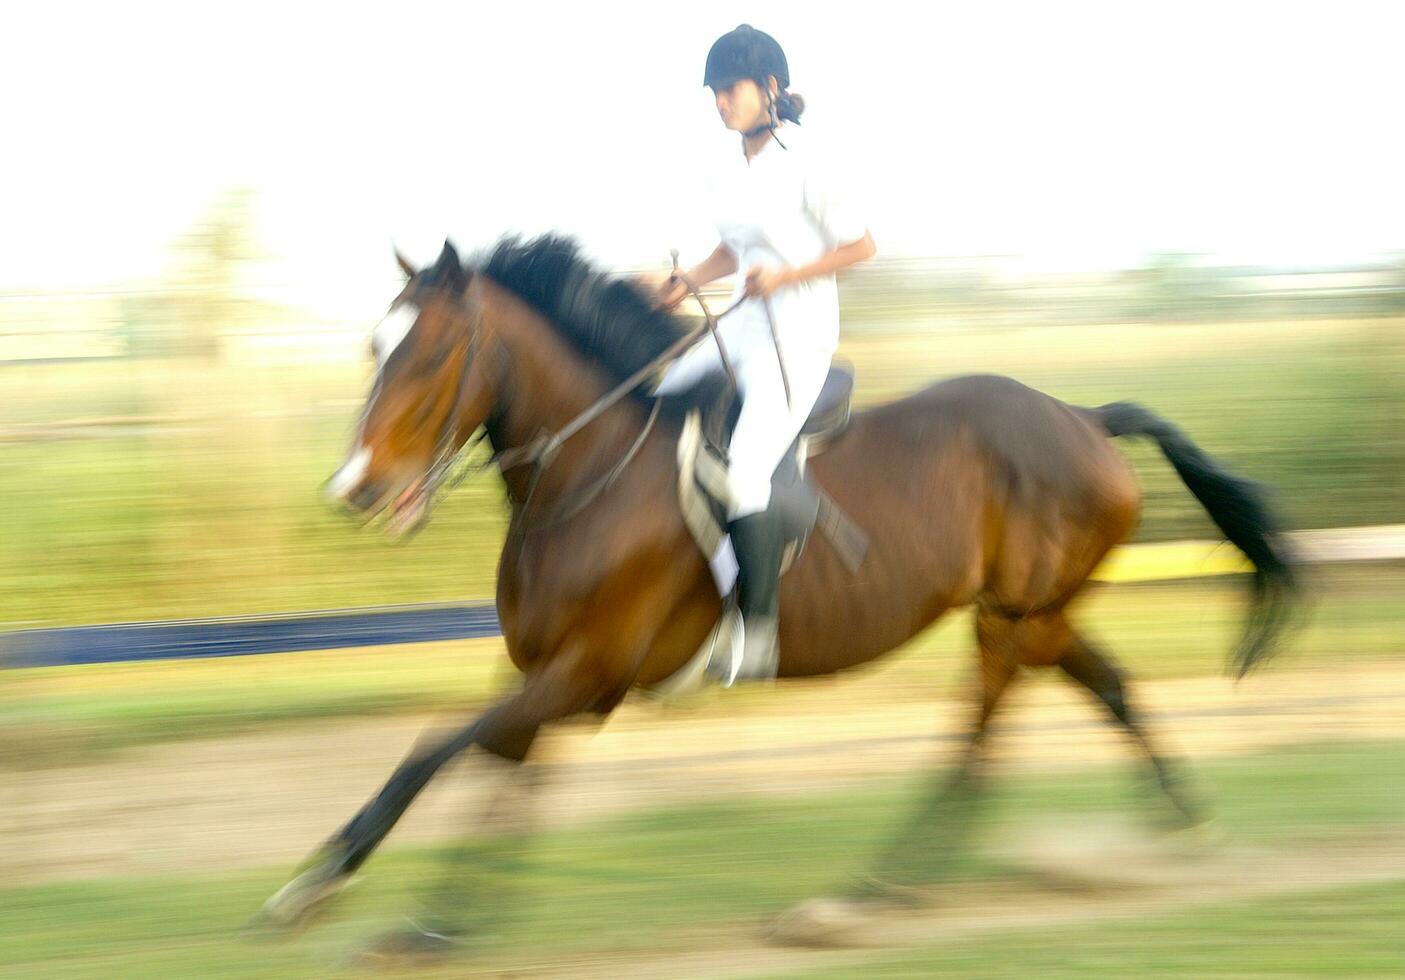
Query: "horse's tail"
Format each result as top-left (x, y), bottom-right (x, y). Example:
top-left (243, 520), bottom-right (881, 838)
top-left (1092, 401), bottom-right (1298, 678)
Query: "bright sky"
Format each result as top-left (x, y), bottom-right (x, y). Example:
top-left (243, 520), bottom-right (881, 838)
top-left (5, 1), bottom-right (1404, 316)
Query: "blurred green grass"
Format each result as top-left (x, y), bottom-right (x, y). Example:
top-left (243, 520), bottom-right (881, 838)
top-left (766, 879), bottom-right (1405, 979)
top-left (1, 317), bottom-right (1401, 628)
top-left (3, 563), bottom-right (1402, 763)
top-left (2, 739), bottom-right (1401, 978)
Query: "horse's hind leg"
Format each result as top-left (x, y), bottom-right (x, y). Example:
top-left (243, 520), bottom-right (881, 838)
top-left (1057, 632), bottom-right (1207, 829)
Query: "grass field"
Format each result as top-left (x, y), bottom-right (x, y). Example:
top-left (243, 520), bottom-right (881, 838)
top-left (2, 738), bottom-right (1401, 978)
top-left (3, 313), bottom-right (1400, 979)
top-left (1, 316), bottom-right (1401, 628)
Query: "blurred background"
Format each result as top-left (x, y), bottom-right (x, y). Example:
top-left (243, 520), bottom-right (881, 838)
top-left (2, 2), bottom-right (1403, 977)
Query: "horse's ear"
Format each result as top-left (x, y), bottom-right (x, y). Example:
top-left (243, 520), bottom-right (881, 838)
top-left (394, 247), bottom-right (416, 279)
top-left (429, 239), bottom-right (470, 292)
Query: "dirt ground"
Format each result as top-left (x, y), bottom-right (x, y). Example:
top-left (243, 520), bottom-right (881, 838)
top-left (491, 826), bottom-right (1405, 980)
top-left (3, 660), bottom-right (1403, 888)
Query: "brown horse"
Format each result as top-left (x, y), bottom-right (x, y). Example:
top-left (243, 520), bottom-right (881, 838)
top-left (261, 236), bottom-right (1296, 942)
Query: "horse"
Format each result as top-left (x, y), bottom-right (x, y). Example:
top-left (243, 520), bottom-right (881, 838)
top-left (259, 234), bottom-right (1297, 946)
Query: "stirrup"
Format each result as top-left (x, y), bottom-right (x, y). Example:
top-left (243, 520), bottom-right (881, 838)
top-left (704, 606), bottom-right (746, 686)
top-left (711, 611), bottom-right (777, 687)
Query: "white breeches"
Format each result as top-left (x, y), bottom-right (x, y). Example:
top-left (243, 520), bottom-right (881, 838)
top-left (656, 334), bottom-right (831, 519)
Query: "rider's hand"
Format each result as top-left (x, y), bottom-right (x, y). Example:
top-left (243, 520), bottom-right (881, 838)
top-left (638, 270), bottom-right (689, 311)
top-left (744, 265), bottom-right (794, 299)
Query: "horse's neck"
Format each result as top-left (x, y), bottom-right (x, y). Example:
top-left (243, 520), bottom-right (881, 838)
top-left (481, 284), bottom-right (657, 507)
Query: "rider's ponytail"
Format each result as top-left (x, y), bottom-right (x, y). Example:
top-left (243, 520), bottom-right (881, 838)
top-left (776, 90), bottom-right (805, 124)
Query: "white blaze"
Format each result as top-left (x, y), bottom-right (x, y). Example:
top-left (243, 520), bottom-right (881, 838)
top-left (372, 304), bottom-right (417, 367)
top-left (327, 446), bottom-right (371, 501)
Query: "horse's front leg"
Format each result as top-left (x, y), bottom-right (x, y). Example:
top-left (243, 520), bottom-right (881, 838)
top-left (256, 643), bottom-right (617, 929)
top-left (367, 750), bottom-right (549, 960)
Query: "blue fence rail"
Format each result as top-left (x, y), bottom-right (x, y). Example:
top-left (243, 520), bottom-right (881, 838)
top-left (5, 525), bottom-right (1401, 670)
top-left (0, 603), bottom-right (502, 669)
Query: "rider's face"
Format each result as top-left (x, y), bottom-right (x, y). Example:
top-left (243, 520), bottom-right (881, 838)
top-left (712, 77), bottom-right (775, 132)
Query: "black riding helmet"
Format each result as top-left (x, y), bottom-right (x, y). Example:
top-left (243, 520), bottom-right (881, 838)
top-left (703, 24), bottom-right (789, 91)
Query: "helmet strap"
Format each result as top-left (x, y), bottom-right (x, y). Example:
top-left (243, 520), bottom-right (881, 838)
top-left (743, 88), bottom-right (788, 149)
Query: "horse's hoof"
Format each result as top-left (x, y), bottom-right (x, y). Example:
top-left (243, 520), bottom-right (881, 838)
top-left (248, 863), bottom-right (355, 934)
top-left (341, 918), bottom-right (464, 967)
top-left (847, 873), bottom-right (933, 909)
top-left (1164, 817), bottom-right (1228, 854)
top-left (768, 896), bottom-right (889, 948)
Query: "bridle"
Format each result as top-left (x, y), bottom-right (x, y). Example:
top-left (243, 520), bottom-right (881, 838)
top-left (409, 268), bottom-right (748, 531)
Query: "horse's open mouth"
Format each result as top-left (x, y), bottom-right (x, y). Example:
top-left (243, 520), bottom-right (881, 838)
top-left (385, 476), bottom-right (432, 537)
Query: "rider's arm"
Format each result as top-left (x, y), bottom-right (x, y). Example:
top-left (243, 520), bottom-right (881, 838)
top-left (682, 242), bottom-right (739, 287)
top-left (741, 149), bottom-right (875, 297)
top-left (744, 231), bottom-right (875, 298)
top-left (657, 243), bottom-right (738, 309)
top-left (782, 232), bottom-right (876, 286)
top-left (792, 150), bottom-right (876, 282)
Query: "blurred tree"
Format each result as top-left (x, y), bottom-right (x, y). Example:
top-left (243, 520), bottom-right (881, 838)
top-left (120, 188), bottom-right (262, 357)
top-left (1132, 252), bottom-right (1207, 323)
top-left (1386, 252), bottom-right (1405, 313)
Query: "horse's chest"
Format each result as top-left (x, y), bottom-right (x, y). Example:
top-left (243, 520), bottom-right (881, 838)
top-left (495, 551), bottom-right (605, 655)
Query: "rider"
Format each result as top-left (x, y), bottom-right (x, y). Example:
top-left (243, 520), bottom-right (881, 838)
top-left (653, 24), bottom-right (876, 684)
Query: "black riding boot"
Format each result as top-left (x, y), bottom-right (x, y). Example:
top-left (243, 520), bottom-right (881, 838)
top-left (715, 512), bottom-right (783, 685)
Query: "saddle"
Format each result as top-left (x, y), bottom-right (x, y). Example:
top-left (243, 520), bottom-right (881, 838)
top-left (675, 359), bottom-right (870, 595)
top-left (642, 359), bottom-right (869, 700)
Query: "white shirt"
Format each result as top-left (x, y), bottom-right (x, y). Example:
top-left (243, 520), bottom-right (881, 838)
top-left (707, 125), bottom-right (868, 356)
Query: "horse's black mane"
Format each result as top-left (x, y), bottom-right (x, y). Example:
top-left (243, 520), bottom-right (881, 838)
top-left (476, 235), bottom-right (693, 388)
